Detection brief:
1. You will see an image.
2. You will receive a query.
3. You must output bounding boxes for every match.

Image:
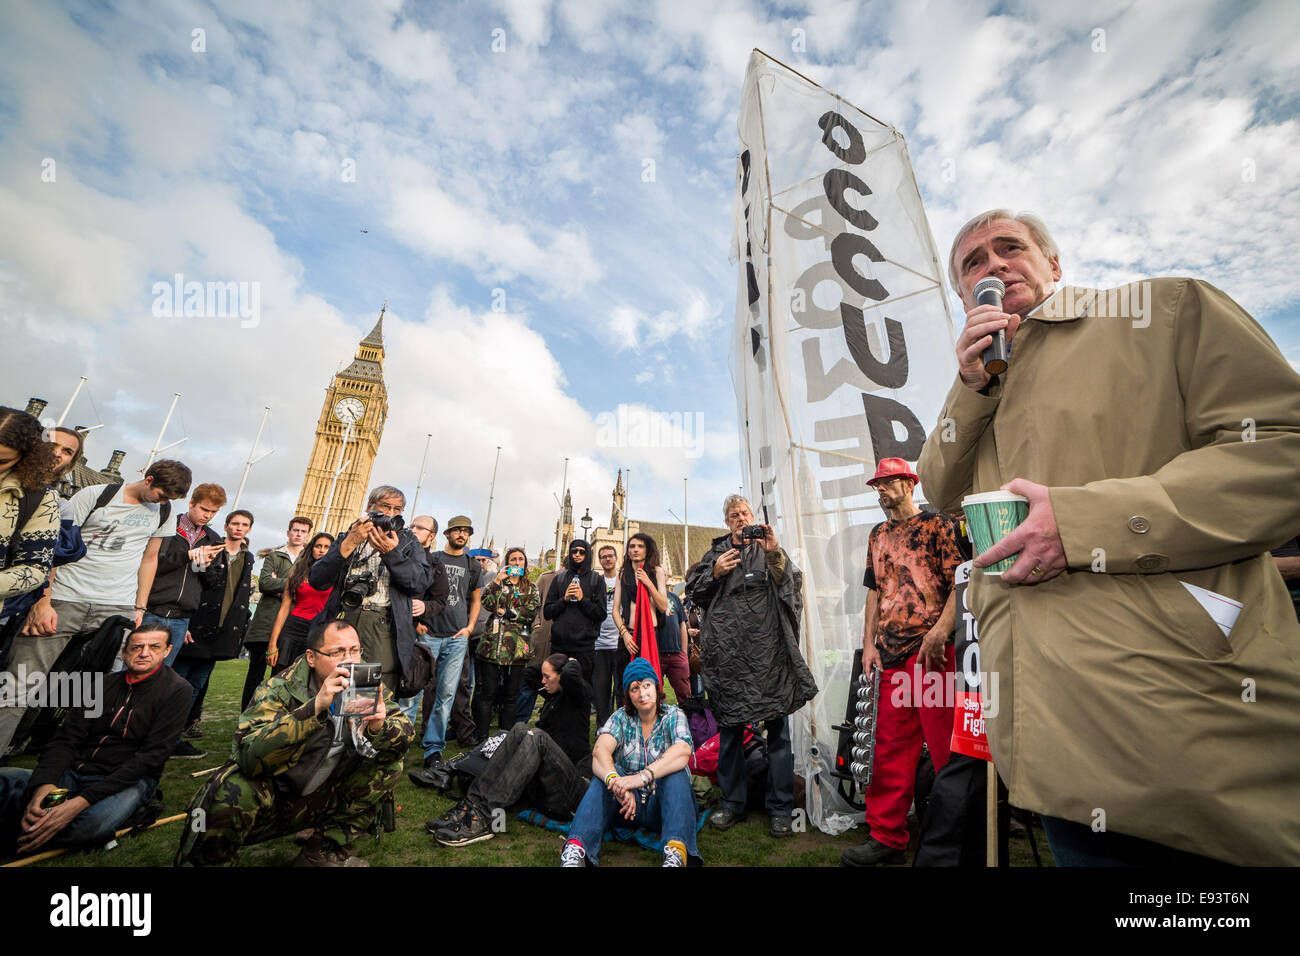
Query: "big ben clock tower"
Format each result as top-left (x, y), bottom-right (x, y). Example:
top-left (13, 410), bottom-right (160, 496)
top-left (294, 305), bottom-right (390, 536)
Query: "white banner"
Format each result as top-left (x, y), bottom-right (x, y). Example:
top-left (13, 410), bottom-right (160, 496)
top-left (731, 50), bottom-right (958, 833)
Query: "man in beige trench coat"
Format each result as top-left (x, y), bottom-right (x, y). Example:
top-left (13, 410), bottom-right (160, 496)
top-left (918, 209), bottom-right (1300, 866)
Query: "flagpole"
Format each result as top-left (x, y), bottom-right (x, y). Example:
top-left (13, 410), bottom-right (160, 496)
top-left (481, 445), bottom-right (502, 550)
top-left (145, 393), bottom-right (187, 468)
top-left (231, 406), bottom-right (272, 511)
top-left (411, 433), bottom-right (432, 514)
top-left (553, 457), bottom-right (568, 569)
top-left (55, 377), bottom-right (87, 427)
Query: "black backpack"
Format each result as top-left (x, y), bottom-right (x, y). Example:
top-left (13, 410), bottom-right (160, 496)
top-left (10, 613), bottom-right (134, 754)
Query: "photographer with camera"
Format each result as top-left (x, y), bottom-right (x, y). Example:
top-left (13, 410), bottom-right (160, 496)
top-left (306, 486), bottom-right (431, 698)
top-left (176, 620), bottom-right (414, 867)
top-left (685, 495), bottom-right (818, 839)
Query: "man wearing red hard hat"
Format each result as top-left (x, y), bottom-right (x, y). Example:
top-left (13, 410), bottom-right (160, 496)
top-left (842, 458), bottom-right (964, 866)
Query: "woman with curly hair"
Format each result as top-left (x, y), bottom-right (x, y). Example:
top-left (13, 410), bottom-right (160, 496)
top-left (0, 408), bottom-right (61, 664)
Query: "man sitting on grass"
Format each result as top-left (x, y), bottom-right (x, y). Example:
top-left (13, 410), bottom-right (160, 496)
top-left (175, 620), bottom-right (414, 867)
top-left (0, 624), bottom-right (190, 856)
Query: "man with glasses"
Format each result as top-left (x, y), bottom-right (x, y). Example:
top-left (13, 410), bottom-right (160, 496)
top-left (175, 620), bottom-right (414, 867)
top-left (542, 539), bottom-right (605, 686)
top-left (306, 485), bottom-right (431, 698)
top-left (410, 517), bottom-right (481, 779)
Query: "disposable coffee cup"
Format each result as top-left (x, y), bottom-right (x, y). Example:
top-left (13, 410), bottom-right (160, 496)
top-left (961, 492), bottom-right (1029, 576)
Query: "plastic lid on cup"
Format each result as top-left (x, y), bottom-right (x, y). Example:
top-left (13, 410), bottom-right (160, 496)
top-left (961, 491), bottom-right (1029, 506)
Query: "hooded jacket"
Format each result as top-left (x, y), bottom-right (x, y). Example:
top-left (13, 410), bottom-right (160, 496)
top-left (542, 539), bottom-right (606, 655)
top-left (686, 533), bottom-right (818, 726)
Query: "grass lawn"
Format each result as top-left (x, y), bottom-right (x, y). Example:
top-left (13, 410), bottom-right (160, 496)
top-left (7, 659), bottom-right (1051, 868)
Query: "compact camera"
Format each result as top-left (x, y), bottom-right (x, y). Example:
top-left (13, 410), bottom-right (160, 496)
top-left (741, 524), bottom-right (767, 540)
top-left (332, 660), bottom-right (383, 719)
top-left (367, 511), bottom-right (405, 533)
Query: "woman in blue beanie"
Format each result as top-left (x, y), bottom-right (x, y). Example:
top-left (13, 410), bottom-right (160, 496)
top-left (559, 657), bottom-right (699, 866)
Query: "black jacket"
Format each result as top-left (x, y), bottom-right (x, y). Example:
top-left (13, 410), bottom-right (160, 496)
top-left (29, 664), bottom-right (191, 804)
top-left (685, 533), bottom-right (818, 726)
top-left (308, 529), bottom-right (432, 680)
top-left (542, 569), bottom-right (606, 655)
top-left (522, 657), bottom-right (592, 766)
top-left (413, 550), bottom-right (450, 633)
top-left (181, 544), bottom-right (254, 661)
top-left (146, 522), bottom-right (224, 619)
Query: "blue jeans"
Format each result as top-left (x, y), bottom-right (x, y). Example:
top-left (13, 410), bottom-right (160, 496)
top-left (419, 634), bottom-right (467, 758)
top-left (172, 655), bottom-right (217, 743)
top-left (515, 686), bottom-right (539, 725)
top-left (566, 771), bottom-right (698, 866)
top-left (0, 768), bottom-right (155, 850)
top-left (141, 612), bottom-right (189, 668)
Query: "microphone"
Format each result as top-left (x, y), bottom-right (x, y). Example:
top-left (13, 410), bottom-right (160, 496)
top-left (976, 277), bottom-right (1008, 375)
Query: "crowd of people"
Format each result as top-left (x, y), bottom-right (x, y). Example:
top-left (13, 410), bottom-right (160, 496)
top-left (0, 207), bottom-right (1297, 867)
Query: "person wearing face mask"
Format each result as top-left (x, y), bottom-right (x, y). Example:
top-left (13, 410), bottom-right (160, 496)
top-left (542, 539), bottom-right (605, 686)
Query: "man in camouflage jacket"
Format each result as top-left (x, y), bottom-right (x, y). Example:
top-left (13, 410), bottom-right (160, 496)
top-left (175, 620), bottom-right (414, 866)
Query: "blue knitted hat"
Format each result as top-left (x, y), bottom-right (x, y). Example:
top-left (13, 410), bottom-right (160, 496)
top-left (621, 658), bottom-right (660, 693)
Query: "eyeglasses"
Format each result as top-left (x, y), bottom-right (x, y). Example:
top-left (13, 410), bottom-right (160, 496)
top-left (309, 646), bottom-right (361, 661)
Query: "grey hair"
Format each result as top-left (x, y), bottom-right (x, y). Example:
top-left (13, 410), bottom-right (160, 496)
top-left (366, 485), bottom-right (406, 510)
top-left (722, 494), bottom-right (751, 520)
top-left (948, 209), bottom-right (1060, 291)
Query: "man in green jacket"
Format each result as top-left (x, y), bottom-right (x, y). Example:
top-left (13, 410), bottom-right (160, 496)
top-left (175, 620), bottom-right (414, 867)
top-left (242, 516), bottom-right (312, 710)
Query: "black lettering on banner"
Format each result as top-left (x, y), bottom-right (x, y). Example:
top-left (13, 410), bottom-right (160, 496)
top-left (740, 149), bottom-right (751, 196)
top-left (746, 246), bottom-right (760, 306)
top-left (823, 168), bottom-right (879, 232)
top-left (860, 391), bottom-right (926, 461)
top-left (818, 111), bottom-right (866, 165)
top-left (840, 302), bottom-right (908, 388)
top-left (812, 413), bottom-right (873, 500)
top-left (750, 327), bottom-right (767, 371)
top-left (831, 232), bottom-right (889, 303)
top-left (801, 336), bottom-right (873, 401)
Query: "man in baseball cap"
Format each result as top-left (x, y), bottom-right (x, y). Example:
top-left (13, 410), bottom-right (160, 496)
top-left (843, 460), bottom-right (964, 866)
top-left (412, 515), bottom-right (484, 775)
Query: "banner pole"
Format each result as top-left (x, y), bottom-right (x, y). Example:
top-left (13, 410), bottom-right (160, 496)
top-left (987, 761), bottom-right (998, 866)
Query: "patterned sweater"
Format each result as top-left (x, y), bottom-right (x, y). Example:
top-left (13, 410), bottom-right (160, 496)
top-left (0, 473), bottom-right (59, 604)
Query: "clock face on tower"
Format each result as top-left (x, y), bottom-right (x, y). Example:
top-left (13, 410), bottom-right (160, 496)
top-left (333, 397), bottom-right (365, 424)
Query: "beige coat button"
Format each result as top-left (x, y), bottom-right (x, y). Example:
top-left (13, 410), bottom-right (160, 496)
top-left (1127, 516), bottom-right (1151, 533)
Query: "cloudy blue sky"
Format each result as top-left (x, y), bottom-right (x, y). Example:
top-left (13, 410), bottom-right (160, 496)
top-left (1, 0), bottom-right (1296, 554)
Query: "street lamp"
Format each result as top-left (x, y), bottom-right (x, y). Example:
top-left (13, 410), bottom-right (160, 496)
top-left (580, 508), bottom-right (592, 542)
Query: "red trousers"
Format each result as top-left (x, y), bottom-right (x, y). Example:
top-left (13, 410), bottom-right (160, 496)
top-left (863, 645), bottom-right (955, 850)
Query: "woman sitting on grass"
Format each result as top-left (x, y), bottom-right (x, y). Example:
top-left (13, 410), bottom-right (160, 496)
top-left (560, 659), bottom-right (698, 867)
top-left (266, 532), bottom-right (333, 674)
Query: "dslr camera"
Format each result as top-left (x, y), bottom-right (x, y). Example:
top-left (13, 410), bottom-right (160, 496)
top-left (331, 661), bottom-right (383, 719)
top-left (367, 511), bottom-right (404, 533)
top-left (341, 569), bottom-right (378, 608)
